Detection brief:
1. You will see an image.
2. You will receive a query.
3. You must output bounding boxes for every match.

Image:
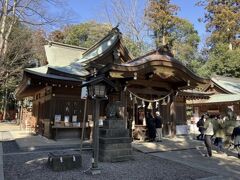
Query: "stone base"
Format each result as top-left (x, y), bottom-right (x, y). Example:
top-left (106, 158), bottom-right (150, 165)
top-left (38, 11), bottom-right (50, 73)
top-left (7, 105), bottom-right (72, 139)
top-left (99, 118), bottom-right (133, 162)
top-left (48, 151), bottom-right (82, 171)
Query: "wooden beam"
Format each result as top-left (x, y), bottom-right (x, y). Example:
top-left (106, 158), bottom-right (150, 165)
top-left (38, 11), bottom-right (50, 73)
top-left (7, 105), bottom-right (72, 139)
top-left (128, 87), bottom-right (169, 96)
top-left (128, 80), bottom-right (172, 90)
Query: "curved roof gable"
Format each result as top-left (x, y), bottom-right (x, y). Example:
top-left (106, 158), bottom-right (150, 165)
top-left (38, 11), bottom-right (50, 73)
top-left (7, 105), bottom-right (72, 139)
top-left (108, 49), bottom-right (209, 87)
top-left (48, 27), bottom-right (130, 77)
top-left (45, 41), bottom-right (87, 66)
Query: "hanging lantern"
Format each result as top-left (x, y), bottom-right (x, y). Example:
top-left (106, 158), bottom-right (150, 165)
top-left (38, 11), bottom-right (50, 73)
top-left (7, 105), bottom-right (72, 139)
top-left (87, 83), bottom-right (107, 98)
top-left (147, 102), bottom-right (153, 109)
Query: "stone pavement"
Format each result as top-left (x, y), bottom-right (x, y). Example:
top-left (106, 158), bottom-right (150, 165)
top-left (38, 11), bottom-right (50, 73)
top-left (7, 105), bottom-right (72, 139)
top-left (0, 122), bottom-right (91, 151)
top-left (133, 136), bottom-right (204, 153)
top-left (132, 137), bottom-right (240, 180)
top-left (152, 149), bottom-right (240, 179)
top-left (0, 142), bottom-right (4, 180)
top-left (1, 122), bottom-right (21, 180)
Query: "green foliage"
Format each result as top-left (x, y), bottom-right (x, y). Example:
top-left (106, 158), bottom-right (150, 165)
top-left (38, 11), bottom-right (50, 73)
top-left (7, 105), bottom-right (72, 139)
top-left (122, 36), bottom-right (150, 58)
top-left (62, 22), bottom-right (112, 48)
top-left (49, 21), bottom-right (144, 58)
top-left (122, 36), bottom-right (142, 58)
top-left (198, 43), bottom-right (240, 78)
top-left (145, 0), bottom-right (202, 72)
top-left (196, 1), bottom-right (240, 77)
top-left (49, 22), bottom-right (114, 48)
top-left (171, 19), bottom-right (201, 69)
top-left (1, 21), bottom-right (46, 94)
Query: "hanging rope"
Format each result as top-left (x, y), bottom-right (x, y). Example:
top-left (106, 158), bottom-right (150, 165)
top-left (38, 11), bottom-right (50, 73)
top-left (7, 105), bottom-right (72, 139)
top-left (127, 88), bottom-right (173, 103)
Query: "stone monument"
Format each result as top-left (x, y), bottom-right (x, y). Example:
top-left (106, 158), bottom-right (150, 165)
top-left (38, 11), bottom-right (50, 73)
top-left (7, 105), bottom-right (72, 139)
top-left (99, 101), bottom-right (133, 162)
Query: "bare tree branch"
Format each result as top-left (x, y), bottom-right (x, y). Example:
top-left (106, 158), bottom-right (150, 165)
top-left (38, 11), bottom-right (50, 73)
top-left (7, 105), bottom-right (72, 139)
top-left (0, 0), bottom-right (71, 88)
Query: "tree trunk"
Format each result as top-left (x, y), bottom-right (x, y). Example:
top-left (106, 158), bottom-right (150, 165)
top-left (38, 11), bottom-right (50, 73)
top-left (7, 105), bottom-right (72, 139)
top-left (0, 0), bottom-right (9, 56)
top-left (162, 35), bottom-right (166, 46)
top-left (229, 42), bottom-right (233, 50)
top-left (0, 0), bottom-right (17, 59)
top-left (3, 88), bottom-right (8, 120)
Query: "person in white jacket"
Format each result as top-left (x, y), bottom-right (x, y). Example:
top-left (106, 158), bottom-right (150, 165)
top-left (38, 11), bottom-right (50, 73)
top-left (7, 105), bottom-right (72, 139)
top-left (203, 113), bottom-right (214, 157)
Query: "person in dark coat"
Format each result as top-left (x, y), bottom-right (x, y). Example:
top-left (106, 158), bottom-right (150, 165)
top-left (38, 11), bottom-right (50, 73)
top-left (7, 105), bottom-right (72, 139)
top-left (196, 115), bottom-right (205, 140)
top-left (155, 111), bottom-right (163, 142)
top-left (146, 112), bottom-right (156, 142)
top-left (231, 124), bottom-right (240, 158)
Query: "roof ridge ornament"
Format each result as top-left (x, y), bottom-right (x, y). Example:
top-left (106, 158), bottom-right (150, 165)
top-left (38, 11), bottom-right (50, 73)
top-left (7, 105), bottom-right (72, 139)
top-left (157, 45), bottom-right (174, 57)
top-left (112, 23), bottom-right (120, 33)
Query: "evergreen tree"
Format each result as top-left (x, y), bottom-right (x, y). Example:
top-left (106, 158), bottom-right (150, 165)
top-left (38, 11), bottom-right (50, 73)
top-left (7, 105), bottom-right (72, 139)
top-left (63, 22), bottom-right (112, 48)
top-left (145, 0), bottom-right (181, 47)
top-left (171, 19), bottom-right (200, 68)
top-left (198, 43), bottom-right (240, 78)
top-left (197, 0), bottom-right (240, 50)
top-left (145, 0), bottom-right (201, 72)
top-left (197, 0), bottom-right (240, 78)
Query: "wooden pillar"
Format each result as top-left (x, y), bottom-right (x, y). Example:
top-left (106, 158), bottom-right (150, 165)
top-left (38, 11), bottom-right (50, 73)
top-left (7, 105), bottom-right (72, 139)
top-left (132, 101), bottom-right (135, 126)
top-left (49, 96), bottom-right (55, 139)
top-left (170, 96), bottom-right (176, 137)
top-left (19, 102), bottom-right (24, 130)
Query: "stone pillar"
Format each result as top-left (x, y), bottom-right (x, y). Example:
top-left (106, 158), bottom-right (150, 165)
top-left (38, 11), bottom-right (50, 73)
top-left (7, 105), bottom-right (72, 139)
top-left (99, 118), bottom-right (133, 162)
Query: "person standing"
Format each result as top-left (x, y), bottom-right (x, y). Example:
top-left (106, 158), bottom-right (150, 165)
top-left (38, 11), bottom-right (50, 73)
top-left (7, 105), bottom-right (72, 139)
top-left (203, 113), bottom-right (214, 157)
top-left (155, 111), bottom-right (163, 142)
top-left (146, 112), bottom-right (156, 142)
top-left (231, 124), bottom-right (240, 159)
top-left (215, 115), bottom-right (226, 153)
top-left (196, 115), bottom-right (205, 140)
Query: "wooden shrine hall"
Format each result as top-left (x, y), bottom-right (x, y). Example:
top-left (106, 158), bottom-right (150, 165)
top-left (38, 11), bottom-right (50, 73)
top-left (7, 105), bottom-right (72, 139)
top-left (16, 27), bottom-right (209, 140)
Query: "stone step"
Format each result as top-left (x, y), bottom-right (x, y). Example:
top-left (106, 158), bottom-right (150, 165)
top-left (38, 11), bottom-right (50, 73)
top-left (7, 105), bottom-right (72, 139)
top-left (103, 120), bottom-right (126, 129)
top-left (99, 137), bottom-right (132, 144)
top-left (99, 148), bottom-right (132, 156)
top-left (99, 129), bottom-right (129, 138)
top-left (99, 142), bottom-right (132, 150)
top-left (110, 155), bottom-right (134, 162)
top-left (99, 148), bottom-right (132, 162)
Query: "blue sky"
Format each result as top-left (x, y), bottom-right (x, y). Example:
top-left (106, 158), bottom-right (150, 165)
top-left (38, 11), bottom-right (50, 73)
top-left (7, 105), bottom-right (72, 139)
top-left (64, 0), bottom-right (207, 44)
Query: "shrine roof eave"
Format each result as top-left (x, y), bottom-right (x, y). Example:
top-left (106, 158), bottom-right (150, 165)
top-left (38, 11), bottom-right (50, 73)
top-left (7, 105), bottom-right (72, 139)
top-left (204, 75), bottom-right (240, 94)
top-left (25, 68), bottom-right (83, 82)
top-left (15, 85), bottom-right (43, 99)
top-left (15, 68), bottom-right (83, 99)
top-left (102, 57), bottom-right (209, 85)
top-left (186, 94), bottom-right (240, 105)
top-left (75, 27), bottom-right (132, 65)
top-left (178, 90), bottom-right (213, 100)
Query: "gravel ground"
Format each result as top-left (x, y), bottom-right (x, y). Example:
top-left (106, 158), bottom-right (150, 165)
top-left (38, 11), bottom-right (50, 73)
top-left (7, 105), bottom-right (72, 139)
top-left (3, 150), bottom-right (215, 180)
top-left (2, 141), bottom-right (21, 153)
